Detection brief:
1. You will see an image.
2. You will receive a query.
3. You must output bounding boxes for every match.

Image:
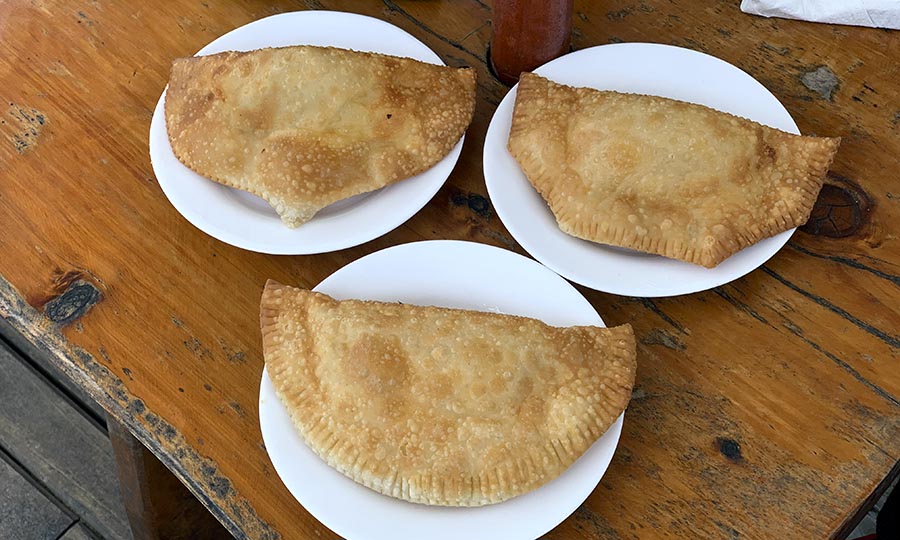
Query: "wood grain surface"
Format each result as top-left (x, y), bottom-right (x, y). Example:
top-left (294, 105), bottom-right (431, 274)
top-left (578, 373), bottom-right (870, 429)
top-left (1, 1), bottom-right (898, 539)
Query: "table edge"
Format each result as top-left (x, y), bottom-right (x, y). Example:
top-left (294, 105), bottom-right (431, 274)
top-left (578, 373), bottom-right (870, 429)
top-left (0, 274), bottom-right (275, 540)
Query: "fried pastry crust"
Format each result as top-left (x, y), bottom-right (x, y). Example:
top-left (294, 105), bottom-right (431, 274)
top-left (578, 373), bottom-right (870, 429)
top-left (166, 46), bottom-right (476, 227)
top-left (260, 281), bottom-right (636, 506)
top-left (508, 73), bottom-right (840, 267)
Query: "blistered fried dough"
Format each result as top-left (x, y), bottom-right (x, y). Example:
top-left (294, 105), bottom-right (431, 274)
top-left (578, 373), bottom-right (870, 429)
top-left (165, 46), bottom-right (476, 228)
top-left (508, 73), bottom-right (840, 268)
top-left (260, 281), bottom-right (636, 506)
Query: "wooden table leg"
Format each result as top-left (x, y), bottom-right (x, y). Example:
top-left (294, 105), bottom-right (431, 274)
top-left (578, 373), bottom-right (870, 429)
top-left (107, 417), bottom-right (231, 540)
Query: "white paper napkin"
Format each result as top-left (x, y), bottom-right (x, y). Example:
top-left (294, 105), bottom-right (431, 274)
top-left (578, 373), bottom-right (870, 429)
top-left (741, 0), bottom-right (900, 29)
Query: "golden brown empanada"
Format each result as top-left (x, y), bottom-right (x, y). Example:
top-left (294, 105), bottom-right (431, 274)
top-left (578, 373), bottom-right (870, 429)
top-left (260, 280), bottom-right (636, 506)
top-left (508, 73), bottom-right (840, 268)
top-left (165, 46), bottom-right (476, 228)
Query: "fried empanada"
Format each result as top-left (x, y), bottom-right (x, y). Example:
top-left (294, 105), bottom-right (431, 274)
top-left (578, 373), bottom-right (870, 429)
top-left (260, 281), bottom-right (636, 506)
top-left (165, 46), bottom-right (476, 228)
top-left (508, 73), bottom-right (840, 268)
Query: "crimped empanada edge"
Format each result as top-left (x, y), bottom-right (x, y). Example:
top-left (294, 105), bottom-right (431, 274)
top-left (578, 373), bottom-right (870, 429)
top-left (259, 280), bottom-right (281, 355)
top-left (508, 73), bottom-right (841, 268)
top-left (259, 284), bottom-right (637, 506)
top-left (165, 50), bottom-right (477, 229)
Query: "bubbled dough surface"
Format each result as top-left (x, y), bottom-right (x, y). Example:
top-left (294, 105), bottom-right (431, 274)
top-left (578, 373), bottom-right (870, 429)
top-left (165, 46), bottom-right (476, 227)
top-left (260, 281), bottom-right (637, 506)
top-left (508, 73), bottom-right (840, 268)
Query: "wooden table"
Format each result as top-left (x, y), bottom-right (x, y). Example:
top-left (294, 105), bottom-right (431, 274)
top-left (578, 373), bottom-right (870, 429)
top-left (1, 1), bottom-right (898, 539)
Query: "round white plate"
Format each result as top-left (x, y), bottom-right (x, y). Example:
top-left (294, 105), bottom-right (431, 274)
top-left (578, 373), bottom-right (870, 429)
top-left (149, 11), bottom-right (464, 254)
top-left (483, 43), bottom-right (800, 297)
top-left (259, 240), bottom-right (624, 540)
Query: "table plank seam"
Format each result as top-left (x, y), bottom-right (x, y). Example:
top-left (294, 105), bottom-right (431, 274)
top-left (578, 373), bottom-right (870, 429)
top-left (383, 0), bottom-right (488, 63)
top-left (0, 442), bottom-right (81, 525)
top-left (761, 266), bottom-right (900, 351)
top-left (779, 320), bottom-right (900, 408)
top-left (0, 332), bottom-right (108, 433)
top-left (788, 243), bottom-right (900, 287)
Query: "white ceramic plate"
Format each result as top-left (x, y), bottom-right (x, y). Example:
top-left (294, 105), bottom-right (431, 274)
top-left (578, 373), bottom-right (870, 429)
top-left (259, 240), bottom-right (624, 540)
top-left (483, 43), bottom-right (800, 297)
top-left (149, 11), bottom-right (464, 254)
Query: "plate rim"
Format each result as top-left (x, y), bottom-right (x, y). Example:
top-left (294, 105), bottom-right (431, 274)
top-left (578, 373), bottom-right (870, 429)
top-left (148, 10), bottom-right (465, 255)
top-left (483, 42), bottom-right (800, 297)
top-left (258, 239), bottom-right (626, 540)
